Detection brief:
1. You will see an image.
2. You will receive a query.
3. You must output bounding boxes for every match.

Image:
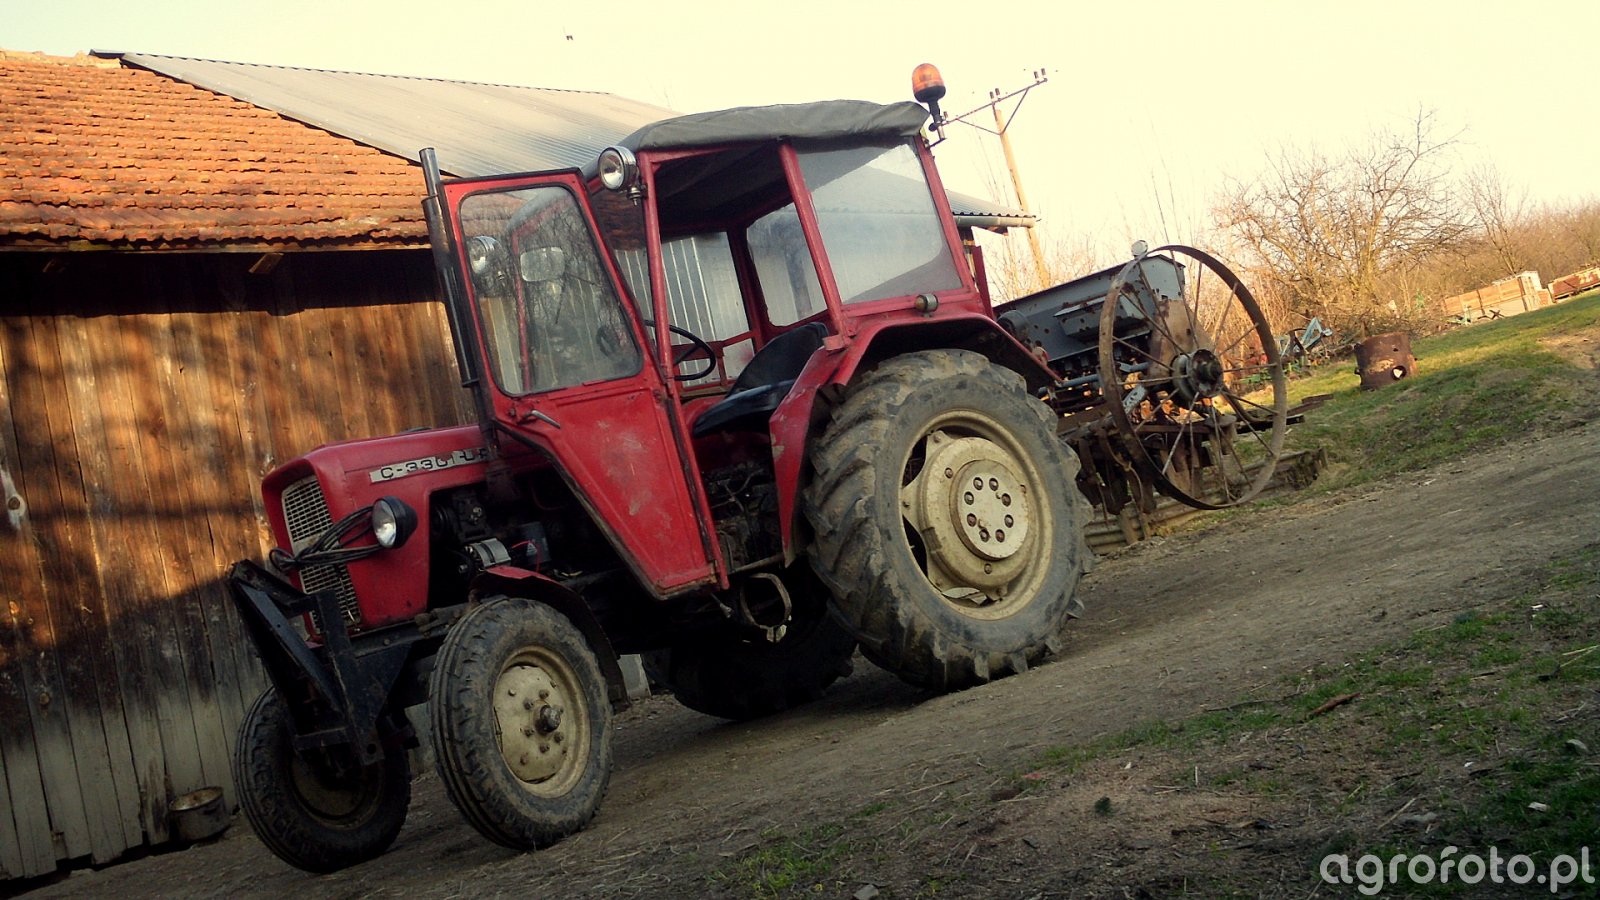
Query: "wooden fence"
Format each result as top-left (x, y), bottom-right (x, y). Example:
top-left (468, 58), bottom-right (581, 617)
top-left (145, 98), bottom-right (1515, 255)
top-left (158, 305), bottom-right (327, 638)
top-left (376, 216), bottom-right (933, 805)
top-left (0, 248), bottom-right (472, 880)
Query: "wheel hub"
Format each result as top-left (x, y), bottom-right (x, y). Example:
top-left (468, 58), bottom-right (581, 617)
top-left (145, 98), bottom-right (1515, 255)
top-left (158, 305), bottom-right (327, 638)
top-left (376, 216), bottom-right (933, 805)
top-left (902, 431), bottom-right (1040, 605)
top-left (950, 460), bottom-right (1029, 561)
top-left (1171, 348), bottom-right (1226, 401)
top-left (288, 752), bottom-right (372, 819)
top-left (493, 663), bottom-right (570, 783)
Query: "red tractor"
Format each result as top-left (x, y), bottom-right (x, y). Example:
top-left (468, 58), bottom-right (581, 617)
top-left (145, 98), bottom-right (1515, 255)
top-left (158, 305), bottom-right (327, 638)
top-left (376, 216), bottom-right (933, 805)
top-left (227, 97), bottom-right (1089, 872)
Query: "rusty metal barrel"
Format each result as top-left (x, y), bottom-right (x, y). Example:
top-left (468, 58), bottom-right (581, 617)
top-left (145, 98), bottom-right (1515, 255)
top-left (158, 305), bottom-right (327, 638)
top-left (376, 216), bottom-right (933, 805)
top-left (1355, 332), bottom-right (1415, 390)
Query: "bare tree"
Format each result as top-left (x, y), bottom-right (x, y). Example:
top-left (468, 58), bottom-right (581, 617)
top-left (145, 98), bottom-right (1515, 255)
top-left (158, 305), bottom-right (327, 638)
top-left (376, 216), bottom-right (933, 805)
top-left (1465, 162), bottom-right (1531, 277)
top-left (1212, 110), bottom-right (1471, 336)
top-left (979, 224), bottom-right (1100, 304)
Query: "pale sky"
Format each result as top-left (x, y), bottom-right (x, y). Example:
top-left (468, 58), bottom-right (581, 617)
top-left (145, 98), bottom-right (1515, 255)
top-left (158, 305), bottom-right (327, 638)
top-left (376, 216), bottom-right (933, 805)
top-left (6, 0), bottom-right (1597, 267)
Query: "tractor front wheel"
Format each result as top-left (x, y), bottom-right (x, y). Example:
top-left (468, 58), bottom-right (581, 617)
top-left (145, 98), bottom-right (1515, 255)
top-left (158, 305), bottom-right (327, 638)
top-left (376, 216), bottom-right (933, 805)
top-left (429, 596), bottom-right (612, 850)
top-left (805, 349), bottom-right (1089, 691)
top-left (233, 688), bottom-right (412, 873)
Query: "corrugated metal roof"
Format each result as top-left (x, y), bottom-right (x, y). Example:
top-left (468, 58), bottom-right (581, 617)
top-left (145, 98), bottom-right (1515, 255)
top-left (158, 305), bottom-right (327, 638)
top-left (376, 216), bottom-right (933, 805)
top-left (106, 53), bottom-right (1032, 230)
top-left (111, 52), bottom-right (676, 177)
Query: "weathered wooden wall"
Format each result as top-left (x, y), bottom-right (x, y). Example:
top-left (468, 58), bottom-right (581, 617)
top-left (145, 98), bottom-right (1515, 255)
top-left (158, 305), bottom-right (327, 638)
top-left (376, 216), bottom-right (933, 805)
top-left (0, 248), bottom-right (473, 880)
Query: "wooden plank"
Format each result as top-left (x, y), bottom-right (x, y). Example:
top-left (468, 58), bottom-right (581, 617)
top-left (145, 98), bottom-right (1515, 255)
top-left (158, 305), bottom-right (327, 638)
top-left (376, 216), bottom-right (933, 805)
top-left (197, 270), bottom-right (273, 748)
top-left (0, 739), bottom-right (21, 879)
top-left (263, 260), bottom-right (330, 460)
top-left (318, 257), bottom-right (380, 441)
top-left (51, 311), bottom-right (147, 857)
top-left (2, 313), bottom-right (98, 864)
top-left (0, 313), bottom-right (60, 878)
top-left (113, 303), bottom-right (208, 841)
top-left (138, 261), bottom-right (234, 797)
top-left (161, 289), bottom-right (247, 793)
top-left (70, 288), bottom-right (192, 844)
top-left (82, 301), bottom-right (193, 847)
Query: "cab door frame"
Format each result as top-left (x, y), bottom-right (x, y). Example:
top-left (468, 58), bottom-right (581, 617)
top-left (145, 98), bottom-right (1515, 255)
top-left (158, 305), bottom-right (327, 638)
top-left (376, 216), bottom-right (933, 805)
top-left (422, 150), bottom-right (723, 597)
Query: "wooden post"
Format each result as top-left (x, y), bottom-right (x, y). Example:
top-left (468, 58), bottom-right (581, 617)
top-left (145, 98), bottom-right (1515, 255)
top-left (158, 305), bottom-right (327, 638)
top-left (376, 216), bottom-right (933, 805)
top-left (993, 102), bottom-right (1048, 292)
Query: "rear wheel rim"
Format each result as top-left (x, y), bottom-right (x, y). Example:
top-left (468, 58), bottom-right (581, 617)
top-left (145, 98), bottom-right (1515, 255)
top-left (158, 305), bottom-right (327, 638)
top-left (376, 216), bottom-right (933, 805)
top-left (898, 410), bottom-right (1054, 621)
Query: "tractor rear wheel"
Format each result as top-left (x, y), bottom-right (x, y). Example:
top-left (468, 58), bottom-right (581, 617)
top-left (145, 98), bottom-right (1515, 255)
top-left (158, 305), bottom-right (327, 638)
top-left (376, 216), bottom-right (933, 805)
top-left (429, 596), bottom-right (612, 849)
top-left (646, 567), bottom-right (857, 720)
top-left (233, 688), bottom-right (411, 873)
top-left (804, 349), bottom-right (1089, 691)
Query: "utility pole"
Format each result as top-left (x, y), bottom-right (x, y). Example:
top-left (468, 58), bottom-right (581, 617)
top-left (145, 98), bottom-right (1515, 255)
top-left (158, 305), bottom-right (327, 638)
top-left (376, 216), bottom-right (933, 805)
top-left (928, 69), bottom-right (1050, 291)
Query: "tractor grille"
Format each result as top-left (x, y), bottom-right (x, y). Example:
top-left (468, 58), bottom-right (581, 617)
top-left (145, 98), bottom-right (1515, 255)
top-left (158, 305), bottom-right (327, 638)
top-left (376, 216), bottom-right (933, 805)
top-left (281, 475), bottom-right (361, 627)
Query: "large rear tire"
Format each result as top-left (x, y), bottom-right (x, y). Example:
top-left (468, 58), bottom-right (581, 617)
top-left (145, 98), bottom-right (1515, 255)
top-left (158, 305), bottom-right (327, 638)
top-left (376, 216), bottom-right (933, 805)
top-left (804, 349), bottom-right (1088, 691)
top-left (429, 596), bottom-right (612, 850)
top-left (233, 688), bottom-right (411, 873)
top-left (646, 567), bottom-right (857, 720)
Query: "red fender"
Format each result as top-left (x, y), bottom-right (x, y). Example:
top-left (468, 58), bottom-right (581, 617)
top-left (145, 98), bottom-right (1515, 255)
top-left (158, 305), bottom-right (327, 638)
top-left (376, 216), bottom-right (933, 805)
top-left (769, 313), bottom-right (1054, 563)
top-left (474, 565), bottom-right (631, 710)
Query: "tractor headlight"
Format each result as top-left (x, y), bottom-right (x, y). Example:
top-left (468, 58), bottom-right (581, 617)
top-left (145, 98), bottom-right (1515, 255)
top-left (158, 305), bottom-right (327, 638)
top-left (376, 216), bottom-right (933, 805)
top-left (597, 146), bottom-right (638, 192)
top-left (372, 497), bottom-right (418, 549)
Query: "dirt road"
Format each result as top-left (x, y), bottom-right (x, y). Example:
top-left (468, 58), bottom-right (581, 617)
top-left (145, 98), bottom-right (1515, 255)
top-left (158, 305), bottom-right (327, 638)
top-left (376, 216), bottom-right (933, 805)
top-left (28, 417), bottom-right (1600, 899)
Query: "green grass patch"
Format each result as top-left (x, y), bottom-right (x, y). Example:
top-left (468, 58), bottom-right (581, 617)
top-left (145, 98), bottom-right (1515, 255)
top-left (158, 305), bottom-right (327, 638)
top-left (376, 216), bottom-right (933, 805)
top-left (1277, 293), bottom-right (1599, 492)
top-left (711, 822), bottom-right (853, 897)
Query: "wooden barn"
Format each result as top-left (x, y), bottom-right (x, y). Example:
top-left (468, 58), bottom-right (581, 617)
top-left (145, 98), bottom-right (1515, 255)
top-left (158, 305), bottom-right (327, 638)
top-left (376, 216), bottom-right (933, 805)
top-left (0, 50), bottom-right (1032, 880)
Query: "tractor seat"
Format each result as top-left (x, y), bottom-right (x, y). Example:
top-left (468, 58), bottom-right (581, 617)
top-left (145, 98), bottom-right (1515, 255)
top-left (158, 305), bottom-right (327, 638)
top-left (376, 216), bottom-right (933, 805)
top-left (691, 322), bottom-right (829, 437)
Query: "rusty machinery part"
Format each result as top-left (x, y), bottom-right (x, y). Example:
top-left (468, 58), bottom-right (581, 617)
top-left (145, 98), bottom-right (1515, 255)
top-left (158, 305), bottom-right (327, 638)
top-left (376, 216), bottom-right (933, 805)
top-left (804, 349), bottom-right (1089, 692)
top-left (232, 688), bottom-right (412, 873)
top-left (1096, 245), bottom-right (1288, 510)
top-left (429, 596), bottom-right (612, 850)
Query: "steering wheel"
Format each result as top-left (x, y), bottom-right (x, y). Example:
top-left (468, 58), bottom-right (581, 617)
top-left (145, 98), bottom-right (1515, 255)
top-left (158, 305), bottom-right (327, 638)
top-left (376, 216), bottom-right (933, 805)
top-left (642, 319), bottom-right (717, 382)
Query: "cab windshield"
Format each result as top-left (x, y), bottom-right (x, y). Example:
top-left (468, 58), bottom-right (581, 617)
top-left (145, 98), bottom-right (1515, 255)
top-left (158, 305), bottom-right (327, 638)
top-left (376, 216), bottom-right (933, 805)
top-left (458, 185), bottom-right (642, 395)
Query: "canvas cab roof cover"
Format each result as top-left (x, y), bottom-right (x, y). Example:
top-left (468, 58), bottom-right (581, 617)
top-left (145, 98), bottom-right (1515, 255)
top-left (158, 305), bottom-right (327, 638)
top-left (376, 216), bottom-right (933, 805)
top-left (613, 100), bottom-right (930, 155)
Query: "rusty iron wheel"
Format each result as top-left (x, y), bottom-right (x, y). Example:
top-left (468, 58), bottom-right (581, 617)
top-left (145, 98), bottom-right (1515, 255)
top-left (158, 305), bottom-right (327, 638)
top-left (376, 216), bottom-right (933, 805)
top-left (1097, 244), bottom-right (1288, 509)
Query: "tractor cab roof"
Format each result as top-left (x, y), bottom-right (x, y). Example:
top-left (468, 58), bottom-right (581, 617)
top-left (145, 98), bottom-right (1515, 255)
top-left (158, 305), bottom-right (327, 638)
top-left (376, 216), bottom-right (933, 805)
top-left (586, 100), bottom-right (928, 172)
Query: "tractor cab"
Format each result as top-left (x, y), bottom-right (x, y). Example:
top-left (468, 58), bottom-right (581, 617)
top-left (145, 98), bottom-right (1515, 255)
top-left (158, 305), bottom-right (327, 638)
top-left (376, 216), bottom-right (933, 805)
top-left (426, 100), bottom-right (1041, 598)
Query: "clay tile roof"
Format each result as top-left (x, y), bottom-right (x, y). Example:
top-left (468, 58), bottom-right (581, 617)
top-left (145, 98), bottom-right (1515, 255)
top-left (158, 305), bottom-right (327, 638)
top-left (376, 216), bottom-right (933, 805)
top-left (0, 50), bottom-right (427, 250)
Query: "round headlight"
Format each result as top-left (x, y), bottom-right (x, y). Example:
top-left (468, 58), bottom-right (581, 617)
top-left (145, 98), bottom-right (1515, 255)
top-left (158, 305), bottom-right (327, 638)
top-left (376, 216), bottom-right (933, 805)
top-left (372, 497), bottom-right (418, 549)
top-left (597, 146), bottom-right (637, 192)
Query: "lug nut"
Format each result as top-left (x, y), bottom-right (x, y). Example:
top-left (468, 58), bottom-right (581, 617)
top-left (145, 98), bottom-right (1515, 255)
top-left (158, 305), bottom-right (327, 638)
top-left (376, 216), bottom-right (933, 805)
top-left (963, 492), bottom-right (974, 505)
top-left (989, 478), bottom-right (999, 491)
top-left (966, 513), bottom-right (977, 526)
top-left (1004, 515), bottom-right (1014, 527)
top-left (973, 477), bottom-right (983, 489)
top-left (1001, 493), bottom-right (1012, 506)
top-left (995, 529), bottom-right (1006, 542)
